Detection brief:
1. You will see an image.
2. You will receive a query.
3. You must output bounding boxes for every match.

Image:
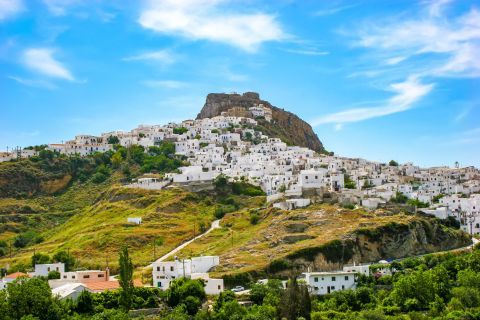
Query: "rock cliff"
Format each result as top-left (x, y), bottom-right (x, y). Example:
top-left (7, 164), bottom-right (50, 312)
top-left (196, 92), bottom-right (325, 152)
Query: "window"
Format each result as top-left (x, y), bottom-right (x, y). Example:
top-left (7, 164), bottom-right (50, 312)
top-left (83, 275), bottom-right (90, 279)
top-left (331, 286), bottom-right (335, 290)
top-left (170, 266), bottom-right (174, 271)
top-left (157, 267), bottom-right (160, 271)
top-left (63, 275), bottom-right (67, 279)
top-left (218, 285), bottom-right (221, 290)
top-left (342, 285), bottom-right (345, 290)
top-left (72, 276), bottom-right (76, 279)
top-left (332, 276), bottom-right (336, 281)
top-left (314, 277), bottom-right (318, 282)
top-left (314, 286), bottom-right (319, 290)
top-left (98, 274), bottom-right (104, 278)
top-left (158, 282), bottom-right (162, 287)
top-left (345, 276), bottom-right (349, 281)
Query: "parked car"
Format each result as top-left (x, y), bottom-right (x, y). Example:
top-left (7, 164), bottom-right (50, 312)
top-left (231, 286), bottom-right (245, 292)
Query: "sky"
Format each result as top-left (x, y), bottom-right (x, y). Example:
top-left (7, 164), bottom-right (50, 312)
top-left (0, 0), bottom-right (479, 168)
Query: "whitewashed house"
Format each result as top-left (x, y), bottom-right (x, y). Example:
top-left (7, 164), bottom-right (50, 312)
top-left (303, 271), bottom-right (357, 295)
top-left (152, 256), bottom-right (223, 295)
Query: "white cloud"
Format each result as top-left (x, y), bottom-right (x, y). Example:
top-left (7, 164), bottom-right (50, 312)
top-left (138, 0), bottom-right (285, 52)
top-left (385, 56), bottom-right (407, 65)
top-left (447, 127), bottom-right (480, 145)
top-left (142, 80), bottom-right (186, 89)
top-left (8, 76), bottom-right (57, 89)
top-left (312, 76), bottom-right (434, 126)
top-left (22, 48), bottom-right (74, 81)
top-left (283, 48), bottom-right (329, 56)
top-left (43, 0), bottom-right (80, 16)
top-left (355, 3), bottom-right (480, 78)
top-left (313, 3), bottom-right (358, 17)
top-left (123, 49), bottom-right (177, 65)
top-left (0, 0), bottom-right (23, 21)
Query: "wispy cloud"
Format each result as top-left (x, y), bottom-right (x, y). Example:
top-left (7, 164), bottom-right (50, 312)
top-left (0, 0), bottom-right (23, 21)
top-left (446, 127), bottom-right (480, 145)
top-left (142, 80), bottom-right (186, 89)
top-left (385, 56), bottom-right (407, 65)
top-left (43, 0), bottom-right (80, 16)
top-left (8, 75), bottom-right (57, 90)
top-left (283, 48), bottom-right (329, 56)
top-left (123, 49), bottom-right (177, 65)
top-left (313, 3), bottom-right (358, 17)
top-left (22, 48), bottom-right (74, 81)
top-left (138, 0), bottom-right (285, 52)
top-left (354, 1), bottom-right (480, 78)
top-left (312, 76), bottom-right (434, 126)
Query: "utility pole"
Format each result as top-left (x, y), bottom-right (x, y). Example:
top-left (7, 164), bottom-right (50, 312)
top-left (153, 238), bottom-right (156, 262)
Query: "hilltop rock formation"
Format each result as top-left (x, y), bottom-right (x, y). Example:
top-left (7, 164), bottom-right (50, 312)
top-left (196, 92), bottom-right (325, 153)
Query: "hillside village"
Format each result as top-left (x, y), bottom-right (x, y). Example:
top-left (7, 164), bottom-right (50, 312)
top-left (2, 99), bottom-right (479, 236)
top-left (0, 96), bottom-right (479, 317)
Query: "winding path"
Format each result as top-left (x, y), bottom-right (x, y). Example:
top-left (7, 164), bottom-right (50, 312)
top-left (146, 219), bottom-right (221, 268)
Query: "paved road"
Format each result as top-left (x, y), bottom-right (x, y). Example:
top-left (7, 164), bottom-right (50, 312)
top-left (146, 219), bottom-right (221, 268)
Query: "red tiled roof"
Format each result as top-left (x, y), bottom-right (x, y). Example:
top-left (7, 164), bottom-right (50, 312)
top-left (84, 279), bottom-right (143, 292)
top-left (5, 272), bottom-right (30, 279)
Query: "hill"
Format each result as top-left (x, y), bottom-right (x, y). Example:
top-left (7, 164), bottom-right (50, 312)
top-left (196, 92), bottom-right (325, 152)
top-left (0, 180), bottom-right (470, 283)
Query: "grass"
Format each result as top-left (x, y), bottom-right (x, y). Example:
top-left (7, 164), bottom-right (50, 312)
top-left (173, 204), bottom-right (419, 277)
top-left (0, 184), bottom-right (265, 274)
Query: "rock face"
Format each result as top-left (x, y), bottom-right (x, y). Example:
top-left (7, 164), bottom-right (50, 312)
top-left (196, 92), bottom-right (325, 152)
top-left (282, 218), bottom-right (472, 272)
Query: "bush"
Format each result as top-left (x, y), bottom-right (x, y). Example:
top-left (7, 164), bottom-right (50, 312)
top-left (250, 214), bottom-right (260, 225)
top-left (214, 205), bottom-right (237, 219)
top-left (14, 231), bottom-right (43, 248)
top-left (47, 271), bottom-right (60, 280)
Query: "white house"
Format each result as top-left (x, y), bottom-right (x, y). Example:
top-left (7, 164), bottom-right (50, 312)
top-left (34, 263), bottom-right (65, 277)
top-left (152, 256), bottom-right (223, 294)
top-left (127, 217), bottom-right (142, 225)
top-left (303, 271), bottom-right (357, 295)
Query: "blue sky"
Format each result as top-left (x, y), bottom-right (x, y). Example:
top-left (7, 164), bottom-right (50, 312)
top-left (0, 0), bottom-right (479, 167)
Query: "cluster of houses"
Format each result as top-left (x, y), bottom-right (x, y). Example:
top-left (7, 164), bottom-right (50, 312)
top-left (1, 108), bottom-right (479, 232)
top-left (1, 255), bottom-right (397, 300)
top-left (0, 262), bottom-right (143, 299)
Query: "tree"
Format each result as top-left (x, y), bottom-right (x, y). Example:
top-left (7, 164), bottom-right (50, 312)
top-left (6, 277), bottom-right (64, 320)
top-left (214, 290), bottom-right (236, 311)
top-left (31, 253), bottom-right (50, 267)
top-left (167, 278), bottom-right (206, 315)
top-left (389, 160), bottom-right (399, 166)
top-left (111, 152), bottom-right (123, 168)
top-left (107, 136), bottom-right (120, 144)
top-left (75, 290), bottom-right (94, 314)
top-left (48, 271), bottom-right (60, 280)
top-left (53, 250), bottom-right (76, 271)
top-left (278, 276), bottom-right (311, 320)
top-left (118, 246), bottom-right (134, 311)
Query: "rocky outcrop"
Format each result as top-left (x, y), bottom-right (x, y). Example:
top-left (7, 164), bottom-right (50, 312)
top-left (196, 92), bottom-right (325, 152)
top-left (271, 218), bottom-right (472, 274)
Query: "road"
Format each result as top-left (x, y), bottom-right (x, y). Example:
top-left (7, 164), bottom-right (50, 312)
top-left (146, 219), bottom-right (221, 268)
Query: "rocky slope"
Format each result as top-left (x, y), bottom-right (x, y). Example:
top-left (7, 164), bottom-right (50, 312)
top-left (196, 92), bottom-right (325, 152)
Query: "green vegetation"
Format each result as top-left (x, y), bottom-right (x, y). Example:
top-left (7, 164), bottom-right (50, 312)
top-left (173, 127), bottom-right (188, 135)
top-left (344, 175), bottom-right (356, 189)
top-left (119, 246), bottom-right (134, 311)
top-left (389, 160), bottom-right (399, 166)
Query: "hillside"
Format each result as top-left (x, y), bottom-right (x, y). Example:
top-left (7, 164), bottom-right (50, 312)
top-left (0, 181), bottom-right (470, 282)
top-left (196, 92), bottom-right (325, 152)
